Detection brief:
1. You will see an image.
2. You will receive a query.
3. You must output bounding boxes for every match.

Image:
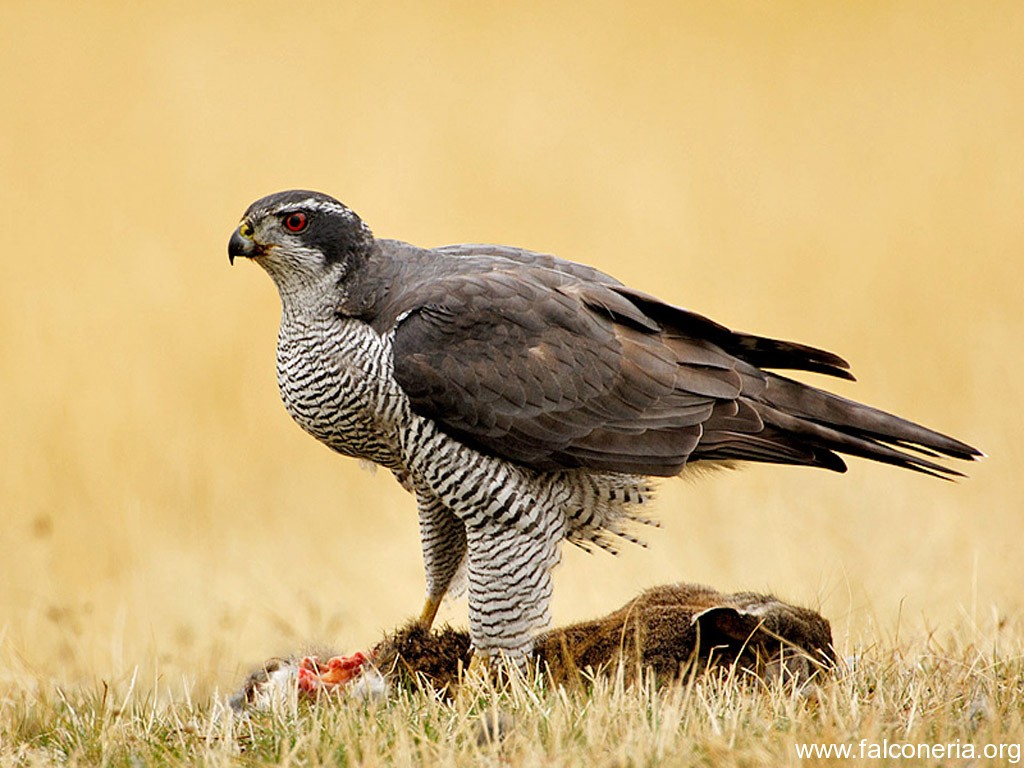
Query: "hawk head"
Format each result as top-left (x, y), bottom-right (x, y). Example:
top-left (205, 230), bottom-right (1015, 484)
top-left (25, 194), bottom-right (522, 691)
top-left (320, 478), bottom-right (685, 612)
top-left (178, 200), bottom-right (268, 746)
top-left (229, 190), bottom-right (374, 295)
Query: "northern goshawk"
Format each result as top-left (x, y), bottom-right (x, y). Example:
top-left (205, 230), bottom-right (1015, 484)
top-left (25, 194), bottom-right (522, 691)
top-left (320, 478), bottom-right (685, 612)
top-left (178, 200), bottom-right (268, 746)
top-left (228, 190), bottom-right (980, 661)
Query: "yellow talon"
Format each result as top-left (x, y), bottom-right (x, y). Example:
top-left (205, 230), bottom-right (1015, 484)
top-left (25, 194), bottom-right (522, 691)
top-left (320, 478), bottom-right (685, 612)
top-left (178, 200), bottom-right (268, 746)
top-left (419, 595), bottom-right (442, 629)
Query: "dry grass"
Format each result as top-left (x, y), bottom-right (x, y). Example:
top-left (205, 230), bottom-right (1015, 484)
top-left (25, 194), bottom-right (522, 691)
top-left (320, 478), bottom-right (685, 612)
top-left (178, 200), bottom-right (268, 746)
top-left (1, 1), bottom-right (1022, 764)
top-left (3, 625), bottom-right (1023, 766)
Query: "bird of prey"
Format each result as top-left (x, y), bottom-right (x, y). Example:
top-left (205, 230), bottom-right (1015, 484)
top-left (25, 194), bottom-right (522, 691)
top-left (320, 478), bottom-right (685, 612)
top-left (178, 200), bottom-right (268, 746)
top-left (228, 190), bottom-right (980, 662)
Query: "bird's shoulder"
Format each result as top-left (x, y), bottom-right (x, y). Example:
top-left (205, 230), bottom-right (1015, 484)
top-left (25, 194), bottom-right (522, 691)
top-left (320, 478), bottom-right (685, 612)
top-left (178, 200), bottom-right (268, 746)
top-left (349, 240), bottom-right (629, 334)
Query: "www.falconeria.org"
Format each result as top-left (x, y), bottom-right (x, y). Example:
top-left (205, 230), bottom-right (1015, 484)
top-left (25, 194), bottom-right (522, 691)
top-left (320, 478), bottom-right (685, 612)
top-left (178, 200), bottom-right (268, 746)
top-left (795, 739), bottom-right (1020, 762)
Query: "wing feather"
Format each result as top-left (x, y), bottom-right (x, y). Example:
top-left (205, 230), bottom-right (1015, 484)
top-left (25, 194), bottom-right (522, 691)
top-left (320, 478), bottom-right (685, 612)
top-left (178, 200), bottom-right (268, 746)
top-left (381, 244), bottom-right (980, 477)
top-left (391, 266), bottom-right (733, 475)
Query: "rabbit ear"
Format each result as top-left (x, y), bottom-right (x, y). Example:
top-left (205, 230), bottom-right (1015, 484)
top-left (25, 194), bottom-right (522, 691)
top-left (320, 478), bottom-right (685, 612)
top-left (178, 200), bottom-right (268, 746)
top-left (691, 605), bottom-right (765, 645)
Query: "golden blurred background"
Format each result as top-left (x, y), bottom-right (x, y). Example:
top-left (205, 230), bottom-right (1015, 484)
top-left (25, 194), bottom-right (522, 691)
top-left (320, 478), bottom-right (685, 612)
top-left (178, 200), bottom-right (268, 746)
top-left (1, 2), bottom-right (1021, 694)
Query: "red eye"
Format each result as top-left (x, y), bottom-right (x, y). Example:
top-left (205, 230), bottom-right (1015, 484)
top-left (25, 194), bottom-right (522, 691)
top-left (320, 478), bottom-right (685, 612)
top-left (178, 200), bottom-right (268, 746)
top-left (284, 212), bottom-right (308, 232)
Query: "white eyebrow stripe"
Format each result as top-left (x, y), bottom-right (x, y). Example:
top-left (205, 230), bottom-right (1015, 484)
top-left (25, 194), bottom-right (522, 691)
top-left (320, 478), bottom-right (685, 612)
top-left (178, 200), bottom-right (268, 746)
top-left (267, 198), bottom-right (353, 217)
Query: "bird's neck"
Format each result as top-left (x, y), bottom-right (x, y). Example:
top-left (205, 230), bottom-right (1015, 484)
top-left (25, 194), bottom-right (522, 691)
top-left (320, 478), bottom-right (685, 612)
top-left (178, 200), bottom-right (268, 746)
top-left (261, 262), bottom-right (348, 324)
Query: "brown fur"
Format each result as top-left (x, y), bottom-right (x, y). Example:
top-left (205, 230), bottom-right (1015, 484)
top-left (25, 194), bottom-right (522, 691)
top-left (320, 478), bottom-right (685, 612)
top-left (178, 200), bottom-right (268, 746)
top-left (372, 622), bottom-right (473, 692)
top-left (232, 582), bottom-right (833, 708)
top-left (373, 583), bottom-right (833, 694)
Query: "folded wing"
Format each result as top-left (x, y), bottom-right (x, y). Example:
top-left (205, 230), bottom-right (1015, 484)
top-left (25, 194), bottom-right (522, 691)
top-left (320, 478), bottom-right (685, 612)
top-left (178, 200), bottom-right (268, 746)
top-left (389, 251), bottom-right (980, 478)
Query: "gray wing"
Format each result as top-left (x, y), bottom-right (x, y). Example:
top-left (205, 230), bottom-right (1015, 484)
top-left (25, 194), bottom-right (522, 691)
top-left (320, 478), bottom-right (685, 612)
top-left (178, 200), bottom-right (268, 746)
top-left (388, 255), bottom-right (980, 478)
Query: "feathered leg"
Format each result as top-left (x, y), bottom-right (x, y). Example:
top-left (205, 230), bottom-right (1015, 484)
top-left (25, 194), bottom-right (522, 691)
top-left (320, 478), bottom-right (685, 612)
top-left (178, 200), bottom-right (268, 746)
top-left (416, 490), bottom-right (468, 628)
top-left (464, 515), bottom-right (563, 663)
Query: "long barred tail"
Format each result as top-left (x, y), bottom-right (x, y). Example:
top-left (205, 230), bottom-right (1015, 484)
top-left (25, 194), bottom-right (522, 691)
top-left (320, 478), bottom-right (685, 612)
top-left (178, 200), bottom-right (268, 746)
top-left (694, 369), bottom-right (982, 479)
top-left (596, 288), bottom-right (982, 479)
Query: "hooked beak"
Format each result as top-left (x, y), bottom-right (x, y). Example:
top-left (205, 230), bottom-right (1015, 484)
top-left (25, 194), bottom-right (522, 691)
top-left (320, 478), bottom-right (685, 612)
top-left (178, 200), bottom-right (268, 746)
top-left (228, 221), bottom-right (258, 265)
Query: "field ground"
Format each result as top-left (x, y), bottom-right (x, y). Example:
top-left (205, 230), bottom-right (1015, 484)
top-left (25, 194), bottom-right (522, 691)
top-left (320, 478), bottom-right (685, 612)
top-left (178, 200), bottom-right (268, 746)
top-left (3, 626), bottom-right (1024, 766)
top-left (2, 2), bottom-right (1022, 765)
